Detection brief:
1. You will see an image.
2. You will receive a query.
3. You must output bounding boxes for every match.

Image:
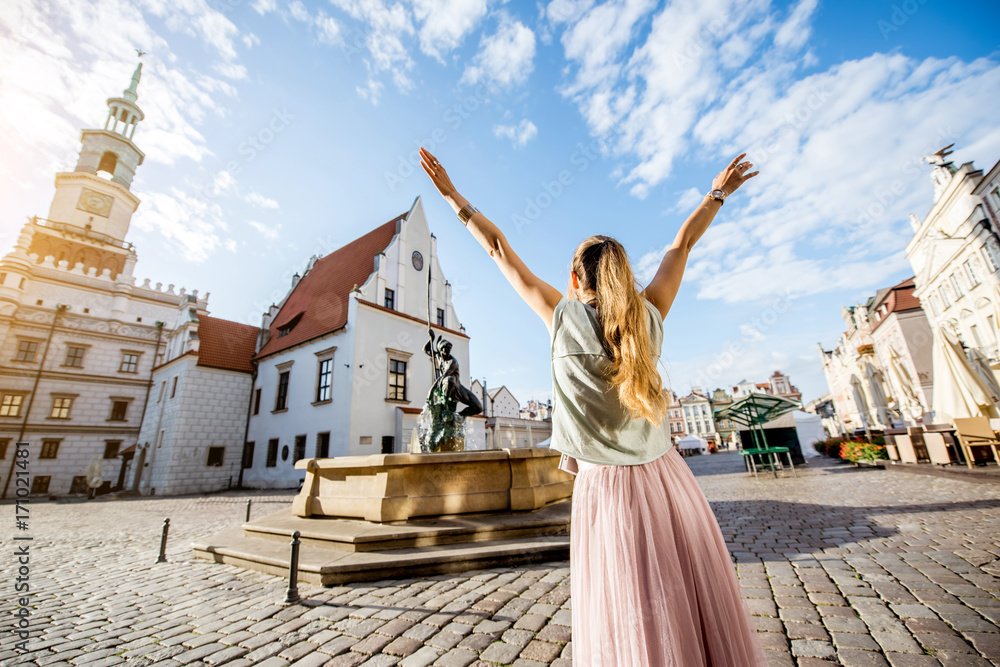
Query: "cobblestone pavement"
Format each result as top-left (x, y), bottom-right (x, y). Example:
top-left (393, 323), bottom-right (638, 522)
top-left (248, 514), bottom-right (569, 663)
top-left (2, 452), bottom-right (999, 667)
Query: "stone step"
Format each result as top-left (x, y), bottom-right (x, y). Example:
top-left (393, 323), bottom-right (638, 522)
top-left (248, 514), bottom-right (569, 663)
top-left (192, 524), bottom-right (570, 586)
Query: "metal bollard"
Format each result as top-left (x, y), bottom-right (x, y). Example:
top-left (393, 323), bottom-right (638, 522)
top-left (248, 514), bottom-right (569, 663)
top-left (283, 530), bottom-right (301, 605)
top-left (156, 518), bottom-right (170, 563)
top-left (245, 499), bottom-right (251, 522)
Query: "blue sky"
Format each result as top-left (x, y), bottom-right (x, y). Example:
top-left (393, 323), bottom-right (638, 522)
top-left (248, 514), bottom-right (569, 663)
top-left (1, 0), bottom-right (999, 406)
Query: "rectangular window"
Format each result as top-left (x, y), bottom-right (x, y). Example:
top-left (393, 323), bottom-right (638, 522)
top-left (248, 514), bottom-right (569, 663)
top-left (0, 394), bottom-right (24, 417)
top-left (206, 446), bottom-right (225, 467)
top-left (275, 371), bottom-right (290, 410)
top-left (317, 359), bottom-right (332, 402)
top-left (266, 439), bottom-right (279, 467)
top-left (40, 440), bottom-right (60, 459)
top-left (50, 397), bottom-right (73, 419)
top-left (316, 432), bottom-right (330, 458)
top-left (293, 435), bottom-right (306, 463)
top-left (170, 376), bottom-right (178, 398)
top-left (109, 400), bottom-right (129, 421)
top-left (253, 388), bottom-right (262, 415)
top-left (243, 441), bottom-right (255, 469)
top-left (15, 340), bottom-right (38, 362)
top-left (388, 359), bottom-right (407, 401)
top-left (991, 185), bottom-right (1000, 209)
top-left (120, 352), bottom-right (140, 373)
top-left (103, 441), bottom-right (121, 459)
top-left (381, 436), bottom-right (394, 454)
top-left (939, 285), bottom-right (952, 308)
top-left (950, 273), bottom-right (964, 297)
top-left (982, 246), bottom-right (997, 272)
top-left (929, 296), bottom-right (940, 317)
top-left (0, 438), bottom-right (8, 459)
top-left (65, 346), bottom-right (86, 367)
top-left (436, 308), bottom-right (445, 327)
top-left (964, 259), bottom-right (980, 287)
top-left (384, 288), bottom-right (395, 310)
top-left (157, 381), bottom-right (165, 402)
top-left (70, 476), bottom-right (89, 495)
top-left (31, 475), bottom-right (50, 494)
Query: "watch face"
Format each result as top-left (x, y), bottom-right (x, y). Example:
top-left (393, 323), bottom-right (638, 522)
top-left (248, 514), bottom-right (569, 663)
top-left (411, 251), bottom-right (423, 271)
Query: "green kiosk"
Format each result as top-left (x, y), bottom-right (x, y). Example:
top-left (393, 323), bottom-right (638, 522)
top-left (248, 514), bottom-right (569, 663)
top-left (715, 393), bottom-right (802, 480)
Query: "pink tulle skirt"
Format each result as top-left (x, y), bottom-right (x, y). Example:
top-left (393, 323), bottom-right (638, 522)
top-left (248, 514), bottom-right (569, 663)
top-left (569, 447), bottom-right (768, 667)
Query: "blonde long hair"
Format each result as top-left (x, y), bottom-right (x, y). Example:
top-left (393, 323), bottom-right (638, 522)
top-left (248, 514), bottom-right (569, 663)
top-left (569, 235), bottom-right (667, 426)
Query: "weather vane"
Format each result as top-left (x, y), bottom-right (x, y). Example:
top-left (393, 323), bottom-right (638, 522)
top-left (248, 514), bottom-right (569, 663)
top-left (135, 49), bottom-right (146, 58)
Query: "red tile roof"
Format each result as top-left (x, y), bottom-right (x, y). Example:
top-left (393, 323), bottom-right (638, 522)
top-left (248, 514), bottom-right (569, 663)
top-left (197, 315), bottom-right (260, 373)
top-left (256, 214), bottom-right (404, 359)
top-left (872, 276), bottom-right (923, 331)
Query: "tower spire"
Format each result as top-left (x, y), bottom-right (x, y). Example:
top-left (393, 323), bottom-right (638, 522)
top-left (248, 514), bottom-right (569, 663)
top-left (122, 62), bottom-right (142, 103)
top-left (102, 60), bottom-right (146, 141)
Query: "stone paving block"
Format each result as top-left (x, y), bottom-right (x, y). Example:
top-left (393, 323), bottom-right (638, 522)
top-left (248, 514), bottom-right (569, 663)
top-left (398, 647), bottom-right (443, 667)
top-left (478, 642), bottom-right (520, 664)
top-left (838, 649), bottom-right (890, 666)
top-left (789, 639), bottom-right (835, 659)
top-left (884, 654), bottom-right (941, 666)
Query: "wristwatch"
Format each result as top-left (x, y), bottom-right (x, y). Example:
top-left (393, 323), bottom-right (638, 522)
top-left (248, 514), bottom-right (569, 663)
top-left (457, 203), bottom-right (479, 225)
top-left (707, 189), bottom-right (726, 205)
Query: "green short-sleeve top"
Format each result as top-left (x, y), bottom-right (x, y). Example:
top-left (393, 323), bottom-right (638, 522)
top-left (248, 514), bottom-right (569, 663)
top-left (548, 295), bottom-right (671, 466)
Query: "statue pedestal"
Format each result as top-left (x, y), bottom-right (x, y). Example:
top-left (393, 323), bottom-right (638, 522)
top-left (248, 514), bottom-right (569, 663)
top-left (193, 448), bottom-right (576, 585)
top-left (292, 448), bottom-right (572, 522)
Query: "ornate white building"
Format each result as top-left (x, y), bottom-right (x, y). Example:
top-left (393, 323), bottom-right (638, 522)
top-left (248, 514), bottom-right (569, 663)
top-left (819, 299), bottom-right (894, 432)
top-left (242, 197), bottom-right (486, 489)
top-left (0, 64), bottom-right (238, 498)
top-left (906, 148), bottom-right (1000, 370)
top-left (679, 388), bottom-right (718, 446)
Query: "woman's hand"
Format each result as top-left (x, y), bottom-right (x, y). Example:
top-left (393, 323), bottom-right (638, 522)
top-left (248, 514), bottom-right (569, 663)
top-left (712, 152), bottom-right (759, 196)
top-left (419, 147), bottom-right (460, 203)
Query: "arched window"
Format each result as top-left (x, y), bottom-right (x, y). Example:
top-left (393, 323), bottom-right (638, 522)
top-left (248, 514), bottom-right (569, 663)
top-left (97, 152), bottom-right (118, 179)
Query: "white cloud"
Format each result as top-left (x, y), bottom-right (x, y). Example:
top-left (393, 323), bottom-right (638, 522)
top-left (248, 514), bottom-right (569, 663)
top-left (551, 0), bottom-right (1000, 305)
top-left (132, 188), bottom-right (226, 263)
top-left (242, 33), bottom-right (261, 48)
top-left (248, 220), bottom-right (281, 240)
top-left (246, 192), bottom-right (280, 209)
top-left (412, 0), bottom-right (487, 60)
top-left (315, 12), bottom-right (342, 46)
top-left (493, 119), bottom-right (538, 148)
top-left (665, 186), bottom-right (704, 215)
top-left (289, 0), bottom-right (310, 22)
top-left (214, 62), bottom-right (248, 80)
top-left (462, 14), bottom-right (536, 88)
top-left (252, 0), bottom-right (276, 14)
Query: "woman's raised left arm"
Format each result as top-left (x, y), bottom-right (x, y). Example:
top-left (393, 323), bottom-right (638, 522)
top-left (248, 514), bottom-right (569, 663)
top-left (419, 147), bottom-right (563, 335)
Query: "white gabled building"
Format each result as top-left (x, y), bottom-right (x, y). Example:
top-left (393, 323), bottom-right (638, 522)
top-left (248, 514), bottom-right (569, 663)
top-left (243, 197), bottom-right (484, 489)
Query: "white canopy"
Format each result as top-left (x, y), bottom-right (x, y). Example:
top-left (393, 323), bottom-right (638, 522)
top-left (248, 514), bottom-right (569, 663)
top-left (737, 410), bottom-right (824, 458)
top-left (677, 434), bottom-right (709, 454)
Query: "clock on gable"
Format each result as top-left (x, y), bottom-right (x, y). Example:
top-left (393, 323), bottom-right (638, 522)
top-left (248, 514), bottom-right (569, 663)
top-left (411, 251), bottom-right (423, 271)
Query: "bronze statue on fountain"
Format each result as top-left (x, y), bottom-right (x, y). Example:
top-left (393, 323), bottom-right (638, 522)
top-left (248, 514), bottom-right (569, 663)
top-left (419, 328), bottom-right (482, 452)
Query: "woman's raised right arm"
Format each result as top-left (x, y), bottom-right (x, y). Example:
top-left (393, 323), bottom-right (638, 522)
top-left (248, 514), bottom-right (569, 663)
top-left (641, 153), bottom-right (758, 320)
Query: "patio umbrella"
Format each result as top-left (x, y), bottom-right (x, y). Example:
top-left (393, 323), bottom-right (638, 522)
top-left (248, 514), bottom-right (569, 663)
top-left (967, 346), bottom-right (1000, 402)
top-left (931, 326), bottom-right (999, 421)
top-left (864, 363), bottom-right (889, 426)
top-left (887, 345), bottom-right (921, 415)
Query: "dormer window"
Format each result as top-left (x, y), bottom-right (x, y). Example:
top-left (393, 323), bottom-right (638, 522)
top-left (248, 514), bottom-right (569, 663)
top-left (277, 311), bottom-right (304, 338)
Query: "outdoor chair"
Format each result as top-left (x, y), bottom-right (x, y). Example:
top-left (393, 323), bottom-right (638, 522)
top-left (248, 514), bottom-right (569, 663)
top-left (922, 432), bottom-right (953, 465)
top-left (883, 430), bottom-right (904, 462)
top-left (907, 426), bottom-right (929, 461)
top-left (740, 447), bottom-right (796, 481)
top-left (951, 417), bottom-right (1000, 468)
top-left (893, 434), bottom-right (919, 464)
